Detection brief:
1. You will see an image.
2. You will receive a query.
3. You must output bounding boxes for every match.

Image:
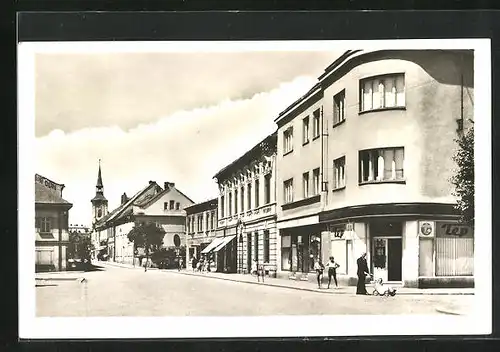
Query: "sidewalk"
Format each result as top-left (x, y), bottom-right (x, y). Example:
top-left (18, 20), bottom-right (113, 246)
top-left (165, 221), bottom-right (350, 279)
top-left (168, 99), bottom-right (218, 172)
top-left (96, 260), bottom-right (474, 296)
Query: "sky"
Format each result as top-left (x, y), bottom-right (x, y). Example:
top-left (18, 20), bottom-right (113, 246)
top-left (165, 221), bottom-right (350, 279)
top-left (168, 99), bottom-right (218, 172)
top-left (34, 50), bottom-right (343, 226)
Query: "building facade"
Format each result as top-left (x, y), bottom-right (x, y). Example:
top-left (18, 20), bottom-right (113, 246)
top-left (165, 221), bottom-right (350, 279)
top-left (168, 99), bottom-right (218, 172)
top-left (214, 132), bottom-right (278, 276)
top-left (90, 162), bottom-right (194, 265)
top-left (185, 198), bottom-right (218, 270)
top-left (35, 174), bottom-right (73, 272)
top-left (275, 50), bottom-right (474, 288)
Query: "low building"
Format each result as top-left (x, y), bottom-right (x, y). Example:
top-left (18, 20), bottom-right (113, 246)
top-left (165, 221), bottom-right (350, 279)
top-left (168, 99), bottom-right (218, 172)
top-left (274, 49), bottom-right (474, 288)
top-left (185, 198), bottom-right (218, 269)
top-left (213, 132), bottom-right (278, 276)
top-left (35, 174), bottom-right (73, 272)
top-left (90, 162), bottom-right (194, 265)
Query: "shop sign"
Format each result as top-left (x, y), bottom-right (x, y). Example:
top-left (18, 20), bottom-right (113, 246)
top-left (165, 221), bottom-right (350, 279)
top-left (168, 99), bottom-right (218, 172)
top-left (328, 224), bottom-right (346, 239)
top-left (418, 221), bottom-right (435, 237)
top-left (436, 222), bottom-right (473, 238)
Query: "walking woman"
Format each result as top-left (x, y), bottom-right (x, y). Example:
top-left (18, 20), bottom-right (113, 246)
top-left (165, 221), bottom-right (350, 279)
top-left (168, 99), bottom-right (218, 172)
top-left (325, 256), bottom-right (340, 289)
top-left (313, 258), bottom-right (325, 289)
top-left (356, 252), bottom-right (370, 295)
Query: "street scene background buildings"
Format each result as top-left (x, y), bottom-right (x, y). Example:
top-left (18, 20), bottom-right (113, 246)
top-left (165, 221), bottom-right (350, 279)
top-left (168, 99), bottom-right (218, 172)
top-left (33, 46), bottom-right (476, 318)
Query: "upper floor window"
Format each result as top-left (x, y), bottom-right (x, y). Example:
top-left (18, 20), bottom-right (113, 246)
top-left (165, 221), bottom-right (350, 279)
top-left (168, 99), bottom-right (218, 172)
top-left (205, 211), bottom-right (210, 231)
top-left (211, 210), bottom-right (216, 229)
top-left (284, 178), bottom-right (294, 204)
top-left (228, 193), bottom-right (233, 217)
top-left (197, 215), bottom-right (203, 232)
top-left (313, 109), bottom-right (321, 139)
top-left (312, 168), bottom-right (320, 195)
top-left (169, 200), bottom-right (175, 210)
top-left (240, 185), bottom-right (245, 212)
top-left (302, 116), bottom-right (310, 145)
top-left (247, 182), bottom-right (252, 210)
top-left (220, 195), bottom-right (225, 218)
top-left (255, 179), bottom-right (260, 208)
top-left (359, 147), bottom-right (405, 183)
top-left (333, 90), bottom-right (346, 125)
top-left (302, 172), bottom-right (309, 198)
top-left (234, 189), bottom-right (239, 214)
top-left (175, 202), bottom-right (180, 210)
top-left (333, 156), bottom-right (346, 189)
top-left (360, 73), bottom-right (405, 112)
top-left (163, 202), bottom-right (168, 210)
top-left (264, 173), bottom-right (272, 204)
top-left (36, 217), bottom-right (52, 233)
top-left (283, 127), bottom-right (293, 154)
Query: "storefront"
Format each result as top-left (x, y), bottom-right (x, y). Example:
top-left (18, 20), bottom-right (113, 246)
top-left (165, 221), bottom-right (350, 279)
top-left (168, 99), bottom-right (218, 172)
top-left (279, 225), bottom-right (323, 278)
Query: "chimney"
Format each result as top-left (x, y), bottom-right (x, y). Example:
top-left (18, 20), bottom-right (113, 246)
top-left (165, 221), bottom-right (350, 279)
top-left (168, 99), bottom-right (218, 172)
top-left (121, 193), bottom-right (128, 204)
top-left (164, 182), bottom-right (175, 189)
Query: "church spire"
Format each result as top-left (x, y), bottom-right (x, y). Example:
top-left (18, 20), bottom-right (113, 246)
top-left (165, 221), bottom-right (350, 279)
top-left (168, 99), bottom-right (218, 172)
top-left (97, 159), bottom-right (103, 189)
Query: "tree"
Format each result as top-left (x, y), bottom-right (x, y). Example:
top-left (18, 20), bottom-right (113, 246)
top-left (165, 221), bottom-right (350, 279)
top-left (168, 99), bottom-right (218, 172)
top-left (127, 221), bottom-right (165, 270)
top-left (68, 231), bottom-right (91, 262)
top-left (451, 125), bottom-right (474, 229)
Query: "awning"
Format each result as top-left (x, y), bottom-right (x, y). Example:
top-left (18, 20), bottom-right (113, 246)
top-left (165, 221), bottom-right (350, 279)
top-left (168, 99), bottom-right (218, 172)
top-left (200, 237), bottom-right (225, 254)
top-left (213, 235), bottom-right (236, 252)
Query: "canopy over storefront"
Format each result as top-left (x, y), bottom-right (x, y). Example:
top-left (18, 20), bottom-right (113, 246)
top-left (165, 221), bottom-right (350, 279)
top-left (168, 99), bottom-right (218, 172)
top-left (213, 235), bottom-right (236, 253)
top-left (200, 237), bottom-right (225, 254)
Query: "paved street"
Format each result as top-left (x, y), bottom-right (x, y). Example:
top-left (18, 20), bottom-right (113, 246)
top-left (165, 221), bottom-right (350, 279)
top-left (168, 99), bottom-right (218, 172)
top-left (36, 264), bottom-right (473, 317)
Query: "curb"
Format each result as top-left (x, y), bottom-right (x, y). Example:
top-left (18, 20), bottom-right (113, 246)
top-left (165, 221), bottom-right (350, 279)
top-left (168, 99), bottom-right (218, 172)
top-left (36, 277), bottom-right (86, 282)
top-left (435, 307), bottom-right (466, 316)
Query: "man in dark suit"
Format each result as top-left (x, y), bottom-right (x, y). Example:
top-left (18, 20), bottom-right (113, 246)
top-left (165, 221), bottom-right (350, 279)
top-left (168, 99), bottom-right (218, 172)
top-left (356, 252), bottom-right (370, 295)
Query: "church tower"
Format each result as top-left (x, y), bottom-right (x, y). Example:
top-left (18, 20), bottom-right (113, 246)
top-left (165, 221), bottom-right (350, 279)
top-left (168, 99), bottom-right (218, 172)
top-left (91, 159), bottom-right (108, 227)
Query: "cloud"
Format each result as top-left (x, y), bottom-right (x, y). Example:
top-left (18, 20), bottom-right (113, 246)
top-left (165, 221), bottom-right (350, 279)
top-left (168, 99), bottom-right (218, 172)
top-left (35, 75), bottom-right (317, 226)
top-left (35, 51), bottom-right (340, 136)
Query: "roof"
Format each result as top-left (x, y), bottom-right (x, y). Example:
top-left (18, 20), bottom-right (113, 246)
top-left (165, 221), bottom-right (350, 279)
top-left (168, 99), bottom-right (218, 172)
top-left (213, 131), bottom-right (277, 181)
top-left (35, 174), bottom-right (72, 207)
top-left (184, 198), bottom-right (218, 214)
top-left (96, 163), bottom-right (103, 188)
top-left (91, 193), bottom-right (108, 202)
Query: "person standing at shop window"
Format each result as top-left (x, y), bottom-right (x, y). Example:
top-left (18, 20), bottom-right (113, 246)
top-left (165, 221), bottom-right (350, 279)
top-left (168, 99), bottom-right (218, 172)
top-left (314, 258), bottom-right (325, 289)
top-left (356, 252), bottom-right (370, 295)
top-left (325, 256), bottom-right (340, 289)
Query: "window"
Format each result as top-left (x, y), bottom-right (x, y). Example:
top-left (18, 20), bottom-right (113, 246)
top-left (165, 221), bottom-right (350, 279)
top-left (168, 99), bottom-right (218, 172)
top-left (254, 232), bottom-right (259, 262)
top-left (240, 186), bottom-right (245, 212)
top-left (264, 174), bottom-right (271, 204)
top-left (163, 202), bottom-right (168, 210)
top-left (312, 168), bottom-right (320, 195)
top-left (175, 202), bottom-right (180, 210)
top-left (302, 172), bottom-right (309, 198)
top-left (263, 230), bottom-right (270, 263)
top-left (359, 147), bottom-right (405, 183)
top-left (284, 178), bottom-right (293, 204)
top-left (247, 183), bottom-right (252, 210)
top-left (205, 212), bottom-right (209, 231)
top-left (313, 109), bottom-right (320, 139)
top-left (197, 215), bottom-right (203, 232)
top-left (211, 211), bottom-right (216, 230)
top-left (330, 238), bottom-right (348, 275)
top-left (281, 235), bottom-right (291, 271)
top-left (228, 193), bottom-right (232, 216)
top-left (333, 90), bottom-right (345, 125)
top-left (283, 127), bottom-right (293, 154)
top-left (435, 223), bottom-right (474, 276)
top-left (255, 179), bottom-right (260, 208)
top-left (220, 195), bottom-right (225, 218)
top-left (360, 74), bottom-right (405, 112)
top-left (333, 157), bottom-right (346, 189)
top-left (302, 116), bottom-right (310, 144)
top-left (37, 217), bottom-right (52, 233)
top-left (169, 200), bottom-right (175, 210)
top-left (234, 189), bottom-right (238, 214)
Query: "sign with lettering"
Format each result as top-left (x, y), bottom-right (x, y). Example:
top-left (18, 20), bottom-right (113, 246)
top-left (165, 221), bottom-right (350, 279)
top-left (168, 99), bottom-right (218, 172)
top-left (328, 224), bottom-right (346, 240)
top-left (35, 174), bottom-right (62, 193)
top-left (436, 222), bottom-right (473, 238)
top-left (418, 221), bottom-right (435, 237)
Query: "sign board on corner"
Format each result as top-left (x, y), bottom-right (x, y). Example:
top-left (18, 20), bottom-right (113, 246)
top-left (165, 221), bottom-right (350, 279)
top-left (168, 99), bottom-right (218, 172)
top-left (418, 221), bottom-right (435, 237)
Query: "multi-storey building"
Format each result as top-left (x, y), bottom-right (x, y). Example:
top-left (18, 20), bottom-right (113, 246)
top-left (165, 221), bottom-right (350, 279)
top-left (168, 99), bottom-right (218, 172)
top-left (275, 49), bottom-right (474, 288)
top-left (213, 132), bottom-right (278, 276)
top-left (185, 198), bottom-right (218, 270)
top-left (35, 174), bottom-right (73, 272)
top-left (90, 162), bottom-right (194, 265)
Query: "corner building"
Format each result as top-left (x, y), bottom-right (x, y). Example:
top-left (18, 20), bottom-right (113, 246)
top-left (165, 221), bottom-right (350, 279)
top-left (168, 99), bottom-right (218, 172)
top-left (275, 50), bottom-right (474, 288)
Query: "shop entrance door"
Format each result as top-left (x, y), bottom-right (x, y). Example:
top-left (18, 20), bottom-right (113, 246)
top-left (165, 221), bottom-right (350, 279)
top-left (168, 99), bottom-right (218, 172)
top-left (372, 237), bottom-right (402, 283)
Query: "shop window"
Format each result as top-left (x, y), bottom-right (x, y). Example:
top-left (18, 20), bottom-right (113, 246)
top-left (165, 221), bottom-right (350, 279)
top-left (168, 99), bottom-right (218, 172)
top-left (308, 235), bottom-right (321, 272)
top-left (360, 73), bottom-right (405, 112)
top-left (359, 147), bottom-right (404, 183)
top-left (254, 232), bottom-right (259, 262)
top-left (373, 238), bottom-right (387, 269)
top-left (435, 222), bottom-right (474, 276)
top-left (281, 235), bottom-right (291, 271)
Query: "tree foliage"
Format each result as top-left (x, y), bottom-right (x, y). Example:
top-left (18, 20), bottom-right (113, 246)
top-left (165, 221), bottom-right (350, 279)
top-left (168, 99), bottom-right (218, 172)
top-left (68, 231), bottom-right (92, 261)
top-left (451, 126), bottom-right (474, 229)
top-left (127, 221), bottom-right (165, 253)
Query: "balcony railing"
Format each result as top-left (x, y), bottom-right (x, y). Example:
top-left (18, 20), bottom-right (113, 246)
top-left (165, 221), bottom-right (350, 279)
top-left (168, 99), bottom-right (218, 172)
top-left (217, 203), bottom-right (276, 227)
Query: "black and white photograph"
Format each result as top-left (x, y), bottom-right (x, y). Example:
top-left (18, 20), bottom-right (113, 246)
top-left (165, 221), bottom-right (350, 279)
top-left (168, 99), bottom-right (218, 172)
top-left (18, 39), bottom-right (491, 338)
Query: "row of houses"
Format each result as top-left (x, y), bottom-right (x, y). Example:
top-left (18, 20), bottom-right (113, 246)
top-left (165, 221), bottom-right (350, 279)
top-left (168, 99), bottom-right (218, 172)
top-left (185, 49), bottom-right (475, 288)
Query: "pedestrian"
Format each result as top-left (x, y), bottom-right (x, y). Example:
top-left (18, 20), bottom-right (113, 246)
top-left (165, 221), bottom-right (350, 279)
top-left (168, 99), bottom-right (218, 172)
top-left (314, 258), bottom-right (325, 289)
top-left (178, 257), bottom-right (184, 271)
top-left (325, 256), bottom-right (340, 289)
top-left (356, 252), bottom-right (371, 295)
top-left (191, 256), bottom-right (198, 272)
top-left (251, 259), bottom-right (261, 282)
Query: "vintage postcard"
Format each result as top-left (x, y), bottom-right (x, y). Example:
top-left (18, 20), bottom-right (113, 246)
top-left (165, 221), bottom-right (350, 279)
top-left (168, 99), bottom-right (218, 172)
top-left (18, 39), bottom-right (491, 338)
